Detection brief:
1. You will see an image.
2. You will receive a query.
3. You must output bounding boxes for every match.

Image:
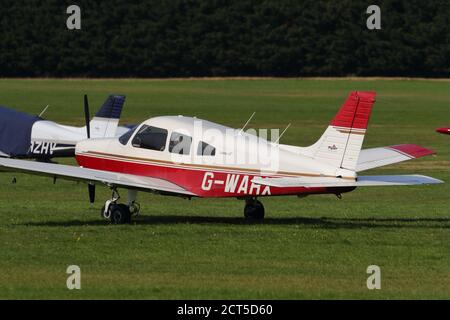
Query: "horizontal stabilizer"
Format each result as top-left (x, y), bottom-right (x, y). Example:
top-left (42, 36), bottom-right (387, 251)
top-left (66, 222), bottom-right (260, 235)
top-left (350, 175), bottom-right (443, 186)
top-left (356, 144), bottom-right (435, 172)
top-left (252, 174), bottom-right (443, 188)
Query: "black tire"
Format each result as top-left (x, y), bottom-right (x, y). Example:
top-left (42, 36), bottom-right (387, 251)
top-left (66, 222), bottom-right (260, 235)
top-left (110, 204), bottom-right (132, 224)
top-left (244, 200), bottom-right (265, 220)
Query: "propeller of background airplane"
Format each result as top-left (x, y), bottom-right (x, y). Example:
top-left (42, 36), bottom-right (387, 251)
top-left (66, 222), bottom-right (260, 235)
top-left (84, 94), bottom-right (95, 204)
top-left (84, 94), bottom-right (91, 139)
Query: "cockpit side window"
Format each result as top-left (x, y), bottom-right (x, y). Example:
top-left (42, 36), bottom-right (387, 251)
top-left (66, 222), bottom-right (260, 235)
top-left (118, 126), bottom-right (138, 145)
top-left (169, 132), bottom-right (192, 155)
top-left (197, 141), bottom-right (216, 156)
top-left (131, 125), bottom-right (168, 151)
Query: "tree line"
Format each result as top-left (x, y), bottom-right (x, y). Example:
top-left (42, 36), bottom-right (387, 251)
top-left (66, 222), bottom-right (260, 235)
top-left (0, 0), bottom-right (448, 77)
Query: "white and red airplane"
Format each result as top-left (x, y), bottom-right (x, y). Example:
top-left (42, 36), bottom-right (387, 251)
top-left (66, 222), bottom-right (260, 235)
top-left (0, 91), bottom-right (442, 223)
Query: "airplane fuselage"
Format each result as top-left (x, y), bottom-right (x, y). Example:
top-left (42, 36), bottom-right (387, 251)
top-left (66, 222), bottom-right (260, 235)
top-left (75, 116), bottom-right (356, 198)
top-left (28, 121), bottom-right (130, 158)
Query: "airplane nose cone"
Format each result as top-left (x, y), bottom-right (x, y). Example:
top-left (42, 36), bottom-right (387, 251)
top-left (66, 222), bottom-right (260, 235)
top-left (436, 127), bottom-right (450, 135)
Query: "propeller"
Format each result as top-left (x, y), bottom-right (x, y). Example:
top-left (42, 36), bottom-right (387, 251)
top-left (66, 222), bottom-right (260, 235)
top-left (84, 94), bottom-right (95, 203)
top-left (84, 94), bottom-right (91, 139)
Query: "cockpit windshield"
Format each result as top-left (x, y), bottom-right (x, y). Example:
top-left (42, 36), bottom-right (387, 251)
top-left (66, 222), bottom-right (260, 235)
top-left (131, 125), bottom-right (168, 151)
top-left (118, 125), bottom-right (138, 145)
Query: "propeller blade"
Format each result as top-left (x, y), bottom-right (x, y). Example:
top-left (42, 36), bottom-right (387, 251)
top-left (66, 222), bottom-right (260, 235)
top-left (84, 94), bottom-right (91, 139)
top-left (88, 183), bottom-right (95, 204)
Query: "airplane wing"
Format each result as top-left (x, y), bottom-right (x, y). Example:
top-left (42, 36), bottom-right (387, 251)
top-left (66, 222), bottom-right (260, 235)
top-left (252, 174), bottom-right (443, 188)
top-left (0, 158), bottom-right (196, 197)
top-left (356, 144), bottom-right (435, 172)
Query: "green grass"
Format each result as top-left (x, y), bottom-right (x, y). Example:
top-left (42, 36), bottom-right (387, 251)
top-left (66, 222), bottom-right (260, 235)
top-left (0, 78), bottom-right (449, 299)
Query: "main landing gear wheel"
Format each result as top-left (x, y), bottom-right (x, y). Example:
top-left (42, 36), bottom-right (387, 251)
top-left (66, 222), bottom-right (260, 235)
top-left (101, 203), bottom-right (132, 224)
top-left (244, 199), bottom-right (265, 220)
top-left (110, 204), bottom-right (131, 224)
top-left (100, 188), bottom-right (137, 224)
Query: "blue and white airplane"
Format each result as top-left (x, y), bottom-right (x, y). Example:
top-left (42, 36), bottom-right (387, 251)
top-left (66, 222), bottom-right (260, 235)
top-left (0, 95), bottom-right (132, 160)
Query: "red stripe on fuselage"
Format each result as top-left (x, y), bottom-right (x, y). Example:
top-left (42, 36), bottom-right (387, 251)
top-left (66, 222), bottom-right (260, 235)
top-left (76, 154), bottom-right (354, 197)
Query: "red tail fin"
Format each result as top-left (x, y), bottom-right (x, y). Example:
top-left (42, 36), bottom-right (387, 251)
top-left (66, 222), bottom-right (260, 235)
top-left (330, 91), bottom-right (376, 130)
top-left (305, 91), bottom-right (377, 172)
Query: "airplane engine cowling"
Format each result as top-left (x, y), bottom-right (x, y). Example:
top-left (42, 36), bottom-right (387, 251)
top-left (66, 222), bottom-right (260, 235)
top-left (0, 106), bottom-right (41, 157)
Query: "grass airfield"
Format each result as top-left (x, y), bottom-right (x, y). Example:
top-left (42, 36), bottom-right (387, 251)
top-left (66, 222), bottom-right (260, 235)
top-left (0, 78), bottom-right (449, 299)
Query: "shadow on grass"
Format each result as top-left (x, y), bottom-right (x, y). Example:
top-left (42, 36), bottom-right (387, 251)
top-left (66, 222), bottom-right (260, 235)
top-left (21, 215), bottom-right (450, 229)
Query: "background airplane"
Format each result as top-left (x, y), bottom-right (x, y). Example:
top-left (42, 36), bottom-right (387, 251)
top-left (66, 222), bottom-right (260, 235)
top-left (436, 127), bottom-right (450, 135)
top-left (0, 91), bottom-right (442, 224)
top-left (0, 95), bottom-right (131, 160)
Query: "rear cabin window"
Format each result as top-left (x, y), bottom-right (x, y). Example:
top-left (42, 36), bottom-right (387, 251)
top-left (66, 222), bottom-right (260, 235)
top-left (169, 132), bottom-right (192, 155)
top-left (197, 141), bottom-right (216, 156)
top-left (131, 125), bottom-right (167, 151)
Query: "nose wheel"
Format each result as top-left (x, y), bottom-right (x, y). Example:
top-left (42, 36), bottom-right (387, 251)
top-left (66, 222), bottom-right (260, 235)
top-left (244, 198), bottom-right (265, 220)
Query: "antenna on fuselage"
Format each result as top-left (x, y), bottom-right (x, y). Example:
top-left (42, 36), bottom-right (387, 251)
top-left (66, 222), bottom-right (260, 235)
top-left (238, 112), bottom-right (256, 135)
top-left (38, 105), bottom-right (50, 118)
top-left (274, 123), bottom-right (291, 144)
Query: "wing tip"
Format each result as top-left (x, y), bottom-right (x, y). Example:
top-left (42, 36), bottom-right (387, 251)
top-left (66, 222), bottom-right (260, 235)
top-left (388, 144), bottom-right (436, 158)
top-left (413, 174), bottom-right (444, 184)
